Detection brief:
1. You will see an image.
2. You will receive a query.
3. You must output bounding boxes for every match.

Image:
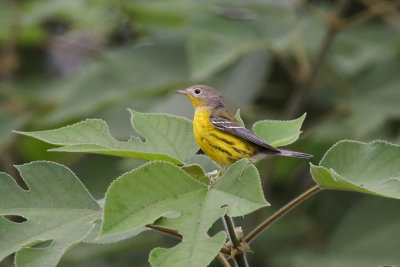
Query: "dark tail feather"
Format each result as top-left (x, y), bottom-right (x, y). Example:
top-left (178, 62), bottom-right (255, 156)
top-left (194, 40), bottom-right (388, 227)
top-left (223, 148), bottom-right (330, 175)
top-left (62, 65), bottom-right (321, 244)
top-left (277, 149), bottom-right (313, 159)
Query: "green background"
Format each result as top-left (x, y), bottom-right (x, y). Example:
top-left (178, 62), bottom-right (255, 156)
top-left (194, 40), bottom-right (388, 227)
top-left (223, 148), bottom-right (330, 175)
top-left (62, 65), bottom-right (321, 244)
top-left (1, 0), bottom-right (400, 266)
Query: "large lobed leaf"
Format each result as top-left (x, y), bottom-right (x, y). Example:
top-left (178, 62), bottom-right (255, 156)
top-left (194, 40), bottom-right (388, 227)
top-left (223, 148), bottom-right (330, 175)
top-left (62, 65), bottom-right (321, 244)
top-left (311, 140), bottom-right (400, 199)
top-left (15, 110), bottom-right (199, 165)
top-left (253, 113), bottom-right (306, 147)
top-left (100, 159), bottom-right (268, 267)
top-left (0, 161), bottom-right (100, 267)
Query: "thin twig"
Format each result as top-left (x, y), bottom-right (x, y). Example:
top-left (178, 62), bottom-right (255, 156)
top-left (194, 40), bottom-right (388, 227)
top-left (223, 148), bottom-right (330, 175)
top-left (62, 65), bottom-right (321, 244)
top-left (244, 184), bottom-right (321, 244)
top-left (146, 224), bottom-right (182, 239)
top-left (234, 252), bottom-right (248, 267)
top-left (222, 215), bottom-right (249, 267)
top-left (145, 224), bottom-right (231, 255)
top-left (217, 252), bottom-right (232, 267)
top-left (361, 0), bottom-right (400, 33)
top-left (282, 0), bottom-right (351, 119)
top-left (343, 0), bottom-right (400, 29)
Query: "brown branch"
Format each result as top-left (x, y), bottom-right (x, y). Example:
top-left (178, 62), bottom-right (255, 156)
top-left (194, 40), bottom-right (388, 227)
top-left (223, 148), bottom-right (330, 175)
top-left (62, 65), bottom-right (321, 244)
top-left (361, 0), bottom-right (400, 33)
top-left (222, 215), bottom-right (249, 267)
top-left (145, 224), bottom-right (231, 256)
top-left (282, 0), bottom-right (352, 119)
top-left (223, 215), bottom-right (241, 248)
top-left (343, 0), bottom-right (400, 29)
top-left (244, 184), bottom-right (321, 244)
top-left (234, 252), bottom-right (248, 267)
top-left (146, 224), bottom-right (182, 239)
top-left (217, 253), bottom-right (232, 267)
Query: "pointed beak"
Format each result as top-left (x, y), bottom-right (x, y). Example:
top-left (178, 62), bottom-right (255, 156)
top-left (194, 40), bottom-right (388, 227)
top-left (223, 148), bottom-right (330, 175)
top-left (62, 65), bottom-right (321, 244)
top-left (176, 90), bottom-right (190, 95)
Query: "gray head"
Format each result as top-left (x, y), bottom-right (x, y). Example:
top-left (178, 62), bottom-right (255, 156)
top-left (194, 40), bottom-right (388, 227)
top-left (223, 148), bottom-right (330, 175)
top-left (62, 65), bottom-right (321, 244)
top-left (176, 85), bottom-right (226, 109)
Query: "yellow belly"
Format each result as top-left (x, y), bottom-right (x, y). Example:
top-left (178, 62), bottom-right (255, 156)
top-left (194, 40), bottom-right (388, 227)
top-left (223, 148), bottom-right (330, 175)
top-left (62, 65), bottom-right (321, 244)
top-left (193, 109), bottom-right (257, 166)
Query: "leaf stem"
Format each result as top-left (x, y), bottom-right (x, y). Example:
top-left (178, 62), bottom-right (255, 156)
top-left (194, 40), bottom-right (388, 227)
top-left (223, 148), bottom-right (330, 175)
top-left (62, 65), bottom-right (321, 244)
top-left (146, 224), bottom-right (182, 239)
top-left (244, 184), bottom-right (321, 244)
top-left (222, 215), bottom-right (249, 267)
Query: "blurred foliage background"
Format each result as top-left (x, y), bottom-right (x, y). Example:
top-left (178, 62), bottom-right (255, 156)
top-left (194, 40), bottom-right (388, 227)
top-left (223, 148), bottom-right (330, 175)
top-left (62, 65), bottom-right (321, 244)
top-left (1, 0), bottom-right (400, 266)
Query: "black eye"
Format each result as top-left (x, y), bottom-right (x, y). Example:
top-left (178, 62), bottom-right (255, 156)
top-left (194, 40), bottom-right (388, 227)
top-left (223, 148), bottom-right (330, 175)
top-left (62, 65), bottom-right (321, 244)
top-left (194, 88), bottom-right (202, 95)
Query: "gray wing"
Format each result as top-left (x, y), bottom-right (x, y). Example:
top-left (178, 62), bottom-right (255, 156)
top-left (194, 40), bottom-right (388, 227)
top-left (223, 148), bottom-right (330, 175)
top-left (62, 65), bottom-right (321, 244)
top-left (210, 117), bottom-right (280, 153)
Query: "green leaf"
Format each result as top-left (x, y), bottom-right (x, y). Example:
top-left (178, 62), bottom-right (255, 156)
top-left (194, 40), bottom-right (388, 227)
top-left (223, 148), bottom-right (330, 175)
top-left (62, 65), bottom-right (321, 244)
top-left (0, 161), bottom-right (100, 267)
top-left (181, 164), bottom-right (210, 185)
top-left (234, 109), bottom-right (245, 127)
top-left (311, 140), bottom-right (400, 199)
top-left (15, 110), bottom-right (199, 165)
top-left (185, 154), bottom-right (218, 173)
top-left (83, 219), bottom-right (147, 245)
top-left (212, 159), bottom-right (269, 217)
top-left (252, 113), bottom-right (306, 147)
top-left (100, 159), bottom-right (268, 267)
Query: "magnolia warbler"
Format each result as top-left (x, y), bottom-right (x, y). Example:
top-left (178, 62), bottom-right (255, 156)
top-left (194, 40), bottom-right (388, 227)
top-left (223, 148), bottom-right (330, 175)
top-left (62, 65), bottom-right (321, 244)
top-left (177, 85), bottom-right (312, 166)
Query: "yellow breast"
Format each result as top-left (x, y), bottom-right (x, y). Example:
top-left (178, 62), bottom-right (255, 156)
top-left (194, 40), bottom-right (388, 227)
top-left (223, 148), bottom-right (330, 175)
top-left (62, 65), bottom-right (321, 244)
top-left (193, 108), bottom-right (257, 166)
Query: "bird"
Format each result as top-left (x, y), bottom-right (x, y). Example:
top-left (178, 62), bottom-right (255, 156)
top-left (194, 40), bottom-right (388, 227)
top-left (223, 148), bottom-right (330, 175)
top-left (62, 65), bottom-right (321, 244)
top-left (176, 85), bottom-right (312, 166)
